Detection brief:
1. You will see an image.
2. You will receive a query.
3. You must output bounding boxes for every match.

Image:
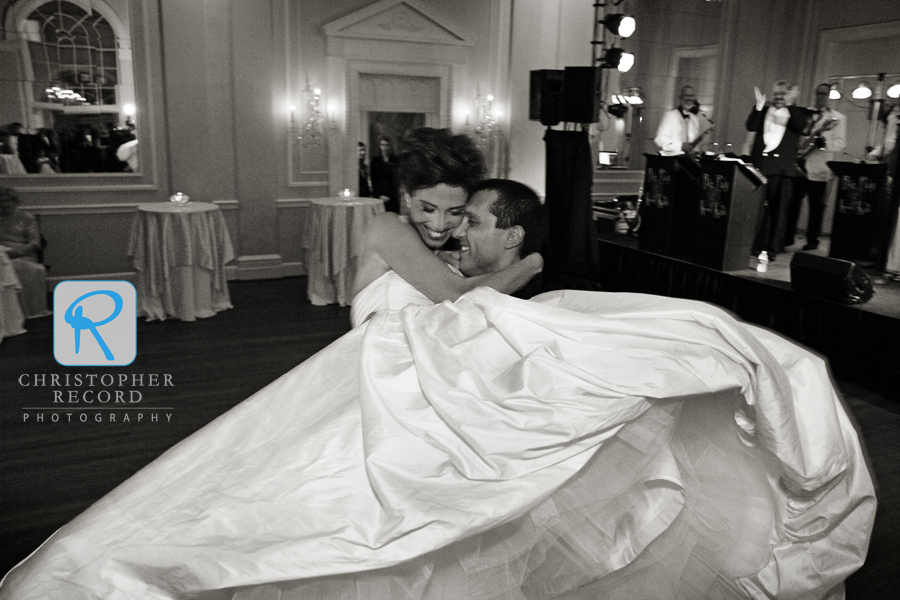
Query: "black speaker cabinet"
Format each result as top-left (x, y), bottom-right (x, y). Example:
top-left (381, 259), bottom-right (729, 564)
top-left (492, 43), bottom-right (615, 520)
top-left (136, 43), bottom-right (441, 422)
top-left (561, 66), bottom-right (601, 124)
top-left (790, 252), bottom-right (874, 305)
top-left (529, 70), bottom-right (564, 126)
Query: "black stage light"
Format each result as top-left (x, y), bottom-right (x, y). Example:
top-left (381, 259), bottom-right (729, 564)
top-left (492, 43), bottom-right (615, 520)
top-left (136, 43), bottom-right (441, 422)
top-left (600, 14), bottom-right (635, 38)
top-left (607, 103), bottom-right (629, 118)
top-left (600, 47), bottom-right (634, 72)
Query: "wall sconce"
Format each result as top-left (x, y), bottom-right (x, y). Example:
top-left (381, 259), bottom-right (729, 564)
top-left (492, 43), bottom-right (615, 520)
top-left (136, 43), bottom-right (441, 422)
top-left (468, 92), bottom-right (500, 151)
top-left (326, 102), bottom-right (339, 130)
top-left (123, 103), bottom-right (136, 130)
top-left (291, 83), bottom-right (325, 146)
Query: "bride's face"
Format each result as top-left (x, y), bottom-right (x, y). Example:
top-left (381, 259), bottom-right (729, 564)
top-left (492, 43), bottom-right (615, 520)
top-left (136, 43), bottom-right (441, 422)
top-left (405, 183), bottom-right (468, 249)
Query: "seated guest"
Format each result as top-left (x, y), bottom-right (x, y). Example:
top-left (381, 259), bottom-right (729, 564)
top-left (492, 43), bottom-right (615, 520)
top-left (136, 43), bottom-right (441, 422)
top-left (0, 186), bottom-right (51, 318)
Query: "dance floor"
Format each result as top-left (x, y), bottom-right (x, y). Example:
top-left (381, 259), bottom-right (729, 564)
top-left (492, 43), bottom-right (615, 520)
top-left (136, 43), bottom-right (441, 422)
top-left (0, 268), bottom-right (897, 597)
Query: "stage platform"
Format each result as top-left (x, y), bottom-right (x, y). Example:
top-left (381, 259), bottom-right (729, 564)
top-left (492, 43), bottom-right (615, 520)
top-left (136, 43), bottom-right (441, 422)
top-left (595, 232), bottom-right (900, 396)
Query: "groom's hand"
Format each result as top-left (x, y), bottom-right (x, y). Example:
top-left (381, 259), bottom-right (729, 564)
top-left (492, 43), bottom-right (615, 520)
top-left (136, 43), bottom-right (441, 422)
top-left (525, 252), bottom-right (544, 273)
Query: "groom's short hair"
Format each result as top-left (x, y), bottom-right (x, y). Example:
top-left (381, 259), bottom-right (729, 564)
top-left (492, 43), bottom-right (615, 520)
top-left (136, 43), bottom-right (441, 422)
top-left (471, 179), bottom-right (548, 258)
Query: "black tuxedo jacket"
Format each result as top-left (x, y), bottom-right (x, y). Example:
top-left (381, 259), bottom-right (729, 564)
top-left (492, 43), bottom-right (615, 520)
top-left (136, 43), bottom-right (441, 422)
top-left (746, 105), bottom-right (809, 177)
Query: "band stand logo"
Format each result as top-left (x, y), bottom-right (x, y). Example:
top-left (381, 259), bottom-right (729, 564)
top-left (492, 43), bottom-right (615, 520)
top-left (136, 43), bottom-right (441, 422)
top-left (838, 176), bottom-right (877, 216)
top-left (644, 168), bottom-right (671, 209)
top-left (53, 281), bottom-right (137, 366)
top-left (699, 173), bottom-right (729, 219)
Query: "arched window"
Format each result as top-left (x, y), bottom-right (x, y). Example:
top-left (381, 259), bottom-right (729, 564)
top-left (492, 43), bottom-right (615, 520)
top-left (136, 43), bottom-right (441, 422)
top-left (25, 0), bottom-right (119, 106)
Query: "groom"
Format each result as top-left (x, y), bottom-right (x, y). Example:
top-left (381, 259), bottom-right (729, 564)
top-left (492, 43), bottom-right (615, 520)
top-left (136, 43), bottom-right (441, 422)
top-left (451, 178), bottom-right (548, 298)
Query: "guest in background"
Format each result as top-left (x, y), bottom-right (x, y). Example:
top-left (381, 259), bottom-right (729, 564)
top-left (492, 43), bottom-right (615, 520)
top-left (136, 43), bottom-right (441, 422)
top-left (0, 186), bottom-right (51, 318)
top-left (746, 81), bottom-right (809, 260)
top-left (35, 149), bottom-right (57, 174)
top-left (358, 142), bottom-right (372, 197)
top-left (654, 86), bottom-right (712, 156)
top-left (2, 123), bottom-right (24, 159)
top-left (370, 137), bottom-right (399, 213)
top-left (37, 128), bottom-right (61, 173)
top-left (786, 82), bottom-right (847, 251)
top-left (116, 134), bottom-right (139, 173)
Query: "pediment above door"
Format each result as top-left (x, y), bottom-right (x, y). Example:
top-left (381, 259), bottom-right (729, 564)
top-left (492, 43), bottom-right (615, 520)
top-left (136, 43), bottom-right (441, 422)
top-left (323, 0), bottom-right (472, 47)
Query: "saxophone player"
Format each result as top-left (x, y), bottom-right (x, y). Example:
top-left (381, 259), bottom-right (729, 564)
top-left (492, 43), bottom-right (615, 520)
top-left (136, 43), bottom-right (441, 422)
top-left (654, 86), bottom-right (713, 156)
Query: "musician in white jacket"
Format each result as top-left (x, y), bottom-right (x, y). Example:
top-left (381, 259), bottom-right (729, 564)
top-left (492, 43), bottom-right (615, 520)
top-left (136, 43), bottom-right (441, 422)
top-left (654, 86), bottom-right (713, 156)
top-left (786, 83), bottom-right (847, 251)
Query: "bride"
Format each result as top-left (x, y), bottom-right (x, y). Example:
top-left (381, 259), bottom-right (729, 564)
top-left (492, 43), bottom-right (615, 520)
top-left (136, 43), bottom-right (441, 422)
top-left (0, 130), bottom-right (875, 600)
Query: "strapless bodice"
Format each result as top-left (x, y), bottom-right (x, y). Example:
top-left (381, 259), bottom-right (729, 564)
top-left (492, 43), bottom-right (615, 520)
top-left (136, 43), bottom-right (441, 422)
top-left (349, 270), bottom-right (432, 327)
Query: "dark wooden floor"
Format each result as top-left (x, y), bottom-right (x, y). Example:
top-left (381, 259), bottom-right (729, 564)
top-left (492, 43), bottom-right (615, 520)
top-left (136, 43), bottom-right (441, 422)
top-left (0, 277), bottom-right (897, 597)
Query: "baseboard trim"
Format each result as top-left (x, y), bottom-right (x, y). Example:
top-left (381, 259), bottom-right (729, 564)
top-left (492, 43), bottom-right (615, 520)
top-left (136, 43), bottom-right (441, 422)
top-left (46, 262), bottom-right (306, 287)
top-left (236, 255), bottom-right (284, 280)
top-left (281, 261), bottom-right (306, 277)
top-left (47, 272), bottom-right (138, 288)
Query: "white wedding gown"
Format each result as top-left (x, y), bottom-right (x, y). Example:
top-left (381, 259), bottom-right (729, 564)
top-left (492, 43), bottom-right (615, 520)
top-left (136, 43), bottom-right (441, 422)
top-left (0, 272), bottom-right (875, 600)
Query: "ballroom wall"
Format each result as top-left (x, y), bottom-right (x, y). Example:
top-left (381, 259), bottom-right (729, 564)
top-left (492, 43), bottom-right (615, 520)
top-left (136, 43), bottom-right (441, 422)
top-left (1, 0), bottom-right (899, 282)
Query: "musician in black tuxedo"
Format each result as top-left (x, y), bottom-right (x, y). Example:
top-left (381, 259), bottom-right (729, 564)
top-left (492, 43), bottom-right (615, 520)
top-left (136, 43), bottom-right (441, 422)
top-left (746, 81), bottom-right (810, 258)
top-left (786, 83), bottom-right (847, 251)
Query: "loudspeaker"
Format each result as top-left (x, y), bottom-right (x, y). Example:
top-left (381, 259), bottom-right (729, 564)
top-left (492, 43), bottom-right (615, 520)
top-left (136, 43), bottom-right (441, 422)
top-left (790, 252), bottom-right (874, 305)
top-left (561, 66), bottom-right (602, 124)
top-left (529, 70), bottom-right (564, 126)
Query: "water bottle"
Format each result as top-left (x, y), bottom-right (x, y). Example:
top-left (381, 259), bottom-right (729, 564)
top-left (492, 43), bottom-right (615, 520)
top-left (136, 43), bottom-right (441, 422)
top-left (757, 251), bottom-right (769, 273)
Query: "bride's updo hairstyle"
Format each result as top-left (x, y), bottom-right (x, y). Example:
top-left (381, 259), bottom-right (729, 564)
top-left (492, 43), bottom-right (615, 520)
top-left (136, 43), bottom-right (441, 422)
top-left (397, 128), bottom-right (486, 195)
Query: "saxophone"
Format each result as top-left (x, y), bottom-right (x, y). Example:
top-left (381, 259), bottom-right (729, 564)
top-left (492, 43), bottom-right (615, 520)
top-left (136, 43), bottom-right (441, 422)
top-left (797, 113), bottom-right (839, 175)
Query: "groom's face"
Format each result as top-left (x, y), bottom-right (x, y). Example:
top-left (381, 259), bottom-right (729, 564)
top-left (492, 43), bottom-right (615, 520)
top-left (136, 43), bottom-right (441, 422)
top-left (453, 190), bottom-right (509, 276)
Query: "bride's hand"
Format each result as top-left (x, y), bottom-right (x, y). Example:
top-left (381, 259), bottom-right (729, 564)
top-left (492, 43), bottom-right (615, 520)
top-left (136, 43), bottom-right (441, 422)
top-left (435, 250), bottom-right (460, 269)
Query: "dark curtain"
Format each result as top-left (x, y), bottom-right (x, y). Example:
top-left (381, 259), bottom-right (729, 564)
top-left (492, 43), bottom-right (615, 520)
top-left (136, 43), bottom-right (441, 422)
top-left (597, 237), bottom-right (900, 395)
top-left (543, 129), bottom-right (600, 288)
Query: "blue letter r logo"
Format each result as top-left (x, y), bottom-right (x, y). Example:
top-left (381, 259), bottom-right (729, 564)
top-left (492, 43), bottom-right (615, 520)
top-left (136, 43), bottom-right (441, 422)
top-left (65, 290), bottom-right (123, 360)
top-left (54, 281), bottom-right (136, 366)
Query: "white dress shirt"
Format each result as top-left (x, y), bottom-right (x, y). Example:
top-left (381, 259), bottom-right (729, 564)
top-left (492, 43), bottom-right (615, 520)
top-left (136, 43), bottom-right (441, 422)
top-left (762, 107), bottom-right (790, 152)
top-left (803, 107), bottom-right (847, 182)
top-left (655, 109), bottom-right (700, 156)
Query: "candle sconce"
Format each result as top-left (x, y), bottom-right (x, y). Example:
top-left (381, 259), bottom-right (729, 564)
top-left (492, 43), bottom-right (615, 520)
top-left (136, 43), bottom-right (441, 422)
top-left (290, 84), bottom-right (325, 147)
top-left (467, 91), bottom-right (501, 152)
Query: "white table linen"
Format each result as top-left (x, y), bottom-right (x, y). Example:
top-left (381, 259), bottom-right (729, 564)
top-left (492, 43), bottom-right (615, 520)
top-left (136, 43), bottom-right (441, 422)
top-left (305, 197), bottom-right (385, 306)
top-left (0, 248), bottom-right (26, 342)
top-left (127, 202), bottom-right (234, 321)
top-left (0, 155), bottom-right (27, 175)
